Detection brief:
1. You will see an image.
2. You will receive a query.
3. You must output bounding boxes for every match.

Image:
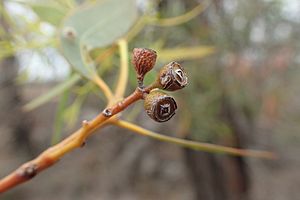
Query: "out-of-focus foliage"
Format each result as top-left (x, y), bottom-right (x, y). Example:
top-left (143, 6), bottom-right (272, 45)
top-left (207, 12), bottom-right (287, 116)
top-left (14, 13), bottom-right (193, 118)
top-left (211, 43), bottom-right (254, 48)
top-left (1, 0), bottom-right (299, 145)
top-left (172, 0), bottom-right (300, 142)
top-left (1, 1), bottom-right (300, 199)
top-left (23, 74), bottom-right (81, 111)
top-left (60, 0), bottom-right (137, 80)
top-left (30, 2), bottom-right (65, 26)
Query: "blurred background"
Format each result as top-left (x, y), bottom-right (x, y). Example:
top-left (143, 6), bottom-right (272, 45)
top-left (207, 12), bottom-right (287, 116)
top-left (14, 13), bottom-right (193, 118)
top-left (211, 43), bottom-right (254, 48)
top-left (1, 0), bottom-right (300, 199)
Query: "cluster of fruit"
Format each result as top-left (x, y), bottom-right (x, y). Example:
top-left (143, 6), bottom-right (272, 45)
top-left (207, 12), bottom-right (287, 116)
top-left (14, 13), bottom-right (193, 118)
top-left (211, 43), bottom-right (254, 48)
top-left (132, 48), bottom-right (188, 122)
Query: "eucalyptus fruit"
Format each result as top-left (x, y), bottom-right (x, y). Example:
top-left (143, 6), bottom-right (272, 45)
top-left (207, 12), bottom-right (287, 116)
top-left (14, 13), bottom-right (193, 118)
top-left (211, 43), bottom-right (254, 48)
top-left (157, 61), bottom-right (188, 91)
top-left (144, 90), bottom-right (177, 122)
top-left (131, 48), bottom-right (186, 123)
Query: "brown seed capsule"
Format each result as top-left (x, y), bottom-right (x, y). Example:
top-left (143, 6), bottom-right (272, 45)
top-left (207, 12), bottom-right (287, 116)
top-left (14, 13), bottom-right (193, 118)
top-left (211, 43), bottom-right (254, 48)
top-left (157, 61), bottom-right (188, 91)
top-left (144, 90), bottom-right (177, 122)
top-left (132, 48), bottom-right (157, 86)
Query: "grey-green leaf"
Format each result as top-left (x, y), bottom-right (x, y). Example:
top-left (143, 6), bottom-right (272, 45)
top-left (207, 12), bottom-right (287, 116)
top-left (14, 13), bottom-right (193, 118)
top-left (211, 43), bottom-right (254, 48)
top-left (30, 4), bottom-right (65, 26)
top-left (23, 74), bottom-right (81, 111)
top-left (60, 0), bottom-right (138, 79)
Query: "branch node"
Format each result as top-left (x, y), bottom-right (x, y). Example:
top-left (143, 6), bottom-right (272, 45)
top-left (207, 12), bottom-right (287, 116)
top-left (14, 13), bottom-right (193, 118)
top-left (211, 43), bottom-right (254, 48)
top-left (102, 108), bottom-right (112, 117)
top-left (136, 87), bottom-right (148, 99)
top-left (117, 101), bottom-right (123, 107)
top-left (80, 141), bottom-right (86, 147)
top-left (137, 86), bottom-right (144, 92)
top-left (82, 120), bottom-right (89, 128)
top-left (17, 164), bottom-right (38, 179)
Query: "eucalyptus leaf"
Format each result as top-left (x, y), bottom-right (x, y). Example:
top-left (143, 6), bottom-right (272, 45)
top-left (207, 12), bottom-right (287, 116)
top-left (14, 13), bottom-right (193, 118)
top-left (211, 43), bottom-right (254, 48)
top-left (63, 96), bottom-right (85, 129)
top-left (30, 4), bottom-right (65, 26)
top-left (23, 74), bottom-right (81, 111)
top-left (52, 90), bottom-right (70, 145)
top-left (60, 0), bottom-right (138, 80)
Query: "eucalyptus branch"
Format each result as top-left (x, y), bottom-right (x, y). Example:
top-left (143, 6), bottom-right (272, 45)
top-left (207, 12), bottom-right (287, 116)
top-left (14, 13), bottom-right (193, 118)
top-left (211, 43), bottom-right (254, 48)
top-left (0, 47), bottom-right (277, 194)
top-left (0, 85), bottom-right (155, 193)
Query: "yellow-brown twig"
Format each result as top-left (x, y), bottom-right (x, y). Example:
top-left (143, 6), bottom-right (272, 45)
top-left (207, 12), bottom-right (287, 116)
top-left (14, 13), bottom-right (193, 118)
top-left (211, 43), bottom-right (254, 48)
top-left (0, 83), bottom-right (277, 193)
top-left (111, 119), bottom-right (277, 160)
top-left (92, 75), bottom-right (114, 100)
top-left (146, 0), bottom-right (210, 27)
top-left (94, 46), bottom-right (117, 64)
top-left (114, 39), bottom-right (129, 99)
top-left (0, 86), bottom-right (153, 193)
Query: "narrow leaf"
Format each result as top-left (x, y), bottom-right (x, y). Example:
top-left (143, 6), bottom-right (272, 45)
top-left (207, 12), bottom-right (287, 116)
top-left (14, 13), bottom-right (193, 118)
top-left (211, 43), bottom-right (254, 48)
top-left (23, 74), bottom-right (81, 111)
top-left (52, 90), bottom-right (70, 145)
top-left (158, 46), bottom-right (215, 62)
top-left (113, 120), bottom-right (277, 159)
top-left (63, 96), bottom-right (85, 129)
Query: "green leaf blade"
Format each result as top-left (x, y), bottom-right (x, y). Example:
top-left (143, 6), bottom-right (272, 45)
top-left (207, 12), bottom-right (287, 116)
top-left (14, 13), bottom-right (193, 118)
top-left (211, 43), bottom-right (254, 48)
top-left (23, 74), bottom-right (81, 111)
top-left (60, 0), bottom-right (138, 79)
top-left (30, 3), bottom-right (65, 26)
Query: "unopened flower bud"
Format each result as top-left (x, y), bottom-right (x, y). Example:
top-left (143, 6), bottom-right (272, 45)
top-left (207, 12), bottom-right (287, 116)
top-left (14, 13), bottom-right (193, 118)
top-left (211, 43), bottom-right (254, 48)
top-left (157, 61), bottom-right (188, 91)
top-left (144, 90), bottom-right (177, 122)
top-left (132, 48), bottom-right (157, 86)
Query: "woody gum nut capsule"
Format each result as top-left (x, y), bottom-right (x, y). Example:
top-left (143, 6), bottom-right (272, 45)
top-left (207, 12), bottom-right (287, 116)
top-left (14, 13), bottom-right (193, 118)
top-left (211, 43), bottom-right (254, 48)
top-left (157, 61), bottom-right (188, 91)
top-left (144, 90), bottom-right (177, 122)
top-left (132, 48), bottom-right (157, 83)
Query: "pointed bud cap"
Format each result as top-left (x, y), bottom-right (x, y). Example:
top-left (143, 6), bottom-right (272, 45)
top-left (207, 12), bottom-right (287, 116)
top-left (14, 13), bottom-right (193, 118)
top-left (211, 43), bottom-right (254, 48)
top-left (132, 48), bottom-right (157, 82)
